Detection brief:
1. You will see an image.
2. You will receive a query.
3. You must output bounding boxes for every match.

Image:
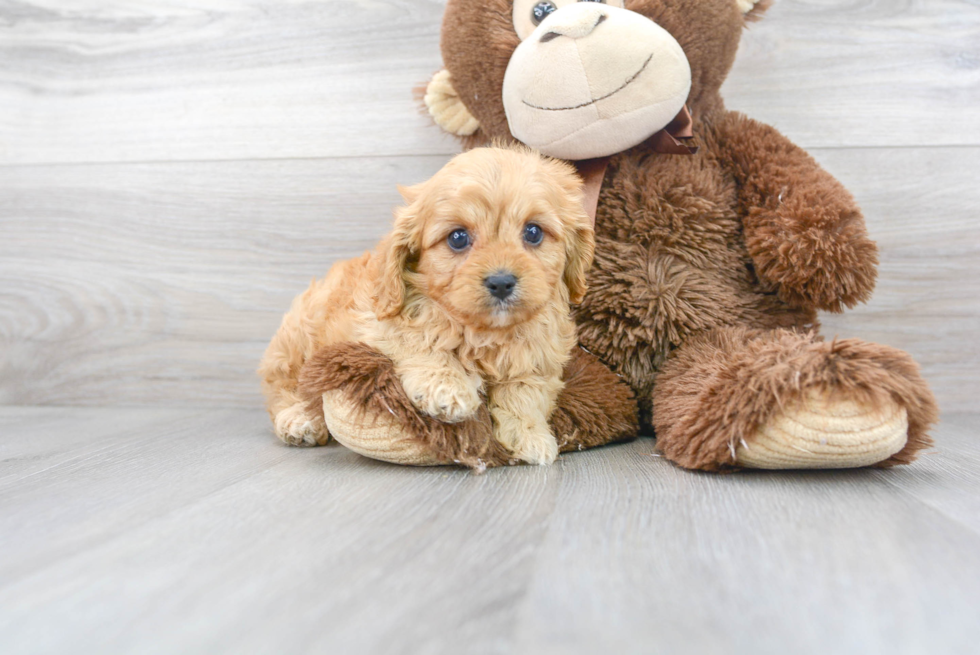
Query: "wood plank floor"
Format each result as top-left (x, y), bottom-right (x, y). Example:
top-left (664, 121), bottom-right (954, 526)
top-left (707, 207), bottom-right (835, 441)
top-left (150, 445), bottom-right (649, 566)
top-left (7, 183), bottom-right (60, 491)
top-left (1, 408), bottom-right (978, 654)
top-left (2, 1), bottom-right (979, 652)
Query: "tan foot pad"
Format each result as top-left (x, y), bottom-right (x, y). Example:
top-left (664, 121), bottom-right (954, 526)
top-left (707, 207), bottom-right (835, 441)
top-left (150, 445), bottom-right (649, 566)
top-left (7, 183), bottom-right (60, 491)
top-left (320, 390), bottom-right (443, 466)
top-left (735, 389), bottom-right (909, 469)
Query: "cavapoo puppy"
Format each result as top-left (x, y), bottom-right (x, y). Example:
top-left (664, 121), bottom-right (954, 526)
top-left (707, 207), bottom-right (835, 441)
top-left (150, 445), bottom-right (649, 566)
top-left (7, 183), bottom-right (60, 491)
top-left (259, 146), bottom-right (594, 465)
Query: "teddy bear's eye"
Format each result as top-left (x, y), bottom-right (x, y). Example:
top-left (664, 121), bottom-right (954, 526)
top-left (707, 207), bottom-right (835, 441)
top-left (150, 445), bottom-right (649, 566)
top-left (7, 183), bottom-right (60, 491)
top-left (447, 228), bottom-right (470, 252)
top-left (531, 1), bottom-right (557, 25)
top-left (523, 223), bottom-right (544, 246)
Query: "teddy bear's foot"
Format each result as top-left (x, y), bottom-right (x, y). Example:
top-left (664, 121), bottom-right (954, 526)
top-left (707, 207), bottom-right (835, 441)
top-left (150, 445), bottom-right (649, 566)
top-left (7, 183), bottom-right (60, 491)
top-left (319, 389), bottom-right (444, 465)
top-left (551, 347), bottom-right (639, 453)
top-left (298, 342), bottom-right (510, 469)
top-left (653, 327), bottom-right (938, 472)
top-left (296, 343), bottom-right (639, 469)
top-left (734, 388), bottom-right (908, 469)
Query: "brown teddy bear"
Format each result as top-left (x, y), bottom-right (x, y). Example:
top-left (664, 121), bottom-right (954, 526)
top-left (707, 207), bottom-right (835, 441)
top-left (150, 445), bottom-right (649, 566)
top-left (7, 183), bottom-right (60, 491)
top-left (299, 0), bottom-right (937, 471)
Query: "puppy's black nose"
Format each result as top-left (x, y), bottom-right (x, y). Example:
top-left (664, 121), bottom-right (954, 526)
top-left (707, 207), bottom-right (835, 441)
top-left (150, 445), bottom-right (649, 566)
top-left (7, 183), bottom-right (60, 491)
top-left (484, 273), bottom-right (517, 300)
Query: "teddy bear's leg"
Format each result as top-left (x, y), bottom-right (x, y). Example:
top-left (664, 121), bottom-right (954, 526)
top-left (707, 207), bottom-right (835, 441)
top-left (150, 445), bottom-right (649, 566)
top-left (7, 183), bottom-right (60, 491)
top-left (551, 348), bottom-right (639, 453)
top-left (298, 342), bottom-right (510, 468)
top-left (296, 343), bottom-right (639, 468)
top-left (652, 327), bottom-right (938, 471)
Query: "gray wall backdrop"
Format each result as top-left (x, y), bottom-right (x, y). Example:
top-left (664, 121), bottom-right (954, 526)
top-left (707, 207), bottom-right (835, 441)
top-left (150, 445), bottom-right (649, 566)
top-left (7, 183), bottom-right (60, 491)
top-left (0, 0), bottom-right (977, 412)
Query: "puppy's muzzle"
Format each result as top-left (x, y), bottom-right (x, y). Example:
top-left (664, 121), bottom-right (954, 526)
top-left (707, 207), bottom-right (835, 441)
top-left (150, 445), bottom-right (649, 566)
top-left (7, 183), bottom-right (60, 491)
top-left (484, 272), bottom-right (517, 301)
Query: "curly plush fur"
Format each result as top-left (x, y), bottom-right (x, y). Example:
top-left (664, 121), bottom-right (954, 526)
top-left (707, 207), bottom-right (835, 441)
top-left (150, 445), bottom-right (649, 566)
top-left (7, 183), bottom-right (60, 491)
top-left (259, 146), bottom-right (595, 465)
top-left (653, 327), bottom-right (937, 471)
top-left (427, 0), bottom-right (938, 470)
top-left (296, 343), bottom-right (639, 469)
top-left (261, 0), bottom-right (938, 471)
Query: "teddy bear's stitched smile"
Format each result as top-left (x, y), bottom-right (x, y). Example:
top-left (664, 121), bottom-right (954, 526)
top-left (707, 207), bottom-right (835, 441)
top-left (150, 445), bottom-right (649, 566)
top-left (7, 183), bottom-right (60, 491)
top-left (521, 52), bottom-right (653, 112)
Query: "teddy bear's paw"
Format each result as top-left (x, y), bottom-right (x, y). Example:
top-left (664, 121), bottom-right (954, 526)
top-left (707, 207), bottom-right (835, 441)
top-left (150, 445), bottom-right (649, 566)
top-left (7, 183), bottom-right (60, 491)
top-left (401, 369), bottom-right (482, 423)
top-left (320, 390), bottom-right (444, 465)
top-left (274, 403), bottom-right (330, 447)
top-left (735, 388), bottom-right (909, 469)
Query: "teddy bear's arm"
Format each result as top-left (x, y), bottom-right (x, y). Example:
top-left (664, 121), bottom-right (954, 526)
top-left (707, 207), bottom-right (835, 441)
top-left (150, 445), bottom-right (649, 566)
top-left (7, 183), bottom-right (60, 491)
top-left (713, 111), bottom-right (878, 312)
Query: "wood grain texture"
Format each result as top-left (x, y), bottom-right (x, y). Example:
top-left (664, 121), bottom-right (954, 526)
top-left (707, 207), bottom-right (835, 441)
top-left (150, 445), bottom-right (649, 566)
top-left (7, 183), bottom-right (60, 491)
top-left (0, 0), bottom-right (459, 164)
top-left (0, 156), bottom-right (448, 406)
top-left (0, 0), bottom-right (978, 167)
top-left (2, 148), bottom-right (977, 410)
top-left (1, 3), bottom-right (977, 653)
top-left (873, 412), bottom-right (980, 535)
top-left (724, 0), bottom-right (980, 149)
top-left (0, 407), bottom-right (977, 654)
top-left (813, 146), bottom-right (980, 412)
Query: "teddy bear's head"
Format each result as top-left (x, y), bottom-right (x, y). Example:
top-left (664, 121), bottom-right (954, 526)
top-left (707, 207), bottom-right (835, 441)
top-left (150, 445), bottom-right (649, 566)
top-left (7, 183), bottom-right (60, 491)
top-left (426, 0), bottom-right (769, 160)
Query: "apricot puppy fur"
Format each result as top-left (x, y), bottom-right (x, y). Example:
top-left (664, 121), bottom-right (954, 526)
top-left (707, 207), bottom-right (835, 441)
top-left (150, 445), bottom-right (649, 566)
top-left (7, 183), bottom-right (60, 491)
top-left (259, 147), bottom-right (594, 465)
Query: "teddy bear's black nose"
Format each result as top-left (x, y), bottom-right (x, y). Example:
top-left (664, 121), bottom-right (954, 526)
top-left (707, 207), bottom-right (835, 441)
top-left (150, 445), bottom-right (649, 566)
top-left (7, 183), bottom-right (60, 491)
top-left (484, 273), bottom-right (517, 300)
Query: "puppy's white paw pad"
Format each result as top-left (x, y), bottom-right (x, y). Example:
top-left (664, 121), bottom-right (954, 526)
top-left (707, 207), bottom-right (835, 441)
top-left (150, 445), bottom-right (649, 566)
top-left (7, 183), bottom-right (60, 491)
top-left (404, 375), bottom-right (482, 423)
top-left (514, 433), bottom-right (559, 466)
top-left (434, 386), bottom-right (482, 422)
top-left (274, 404), bottom-right (329, 447)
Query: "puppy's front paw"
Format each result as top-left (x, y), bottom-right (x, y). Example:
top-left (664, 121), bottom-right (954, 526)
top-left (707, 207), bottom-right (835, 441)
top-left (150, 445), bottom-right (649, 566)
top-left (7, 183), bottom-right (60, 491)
top-left (494, 415), bottom-right (559, 466)
top-left (401, 369), bottom-right (482, 423)
top-left (514, 430), bottom-right (559, 466)
top-left (274, 403), bottom-right (329, 447)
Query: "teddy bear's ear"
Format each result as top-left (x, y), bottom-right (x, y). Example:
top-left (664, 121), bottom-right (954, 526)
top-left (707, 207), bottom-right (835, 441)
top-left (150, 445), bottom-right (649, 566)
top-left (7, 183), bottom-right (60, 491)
top-left (423, 69), bottom-right (481, 137)
top-left (737, 0), bottom-right (772, 22)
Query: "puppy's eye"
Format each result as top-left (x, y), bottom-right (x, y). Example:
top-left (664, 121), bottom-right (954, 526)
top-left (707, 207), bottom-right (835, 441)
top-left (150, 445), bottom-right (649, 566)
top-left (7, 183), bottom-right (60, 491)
top-left (523, 223), bottom-right (544, 246)
top-left (447, 228), bottom-right (470, 252)
top-left (531, 1), bottom-right (557, 25)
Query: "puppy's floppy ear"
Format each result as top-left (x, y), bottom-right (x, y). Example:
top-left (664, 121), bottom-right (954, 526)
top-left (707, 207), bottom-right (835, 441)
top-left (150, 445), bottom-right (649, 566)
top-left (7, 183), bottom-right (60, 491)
top-left (564, 220), bottom-right (595, 305)
top-left (375, 203), bottom-right (422, 320)
top-left (544, 156), bottom-right (595, 305)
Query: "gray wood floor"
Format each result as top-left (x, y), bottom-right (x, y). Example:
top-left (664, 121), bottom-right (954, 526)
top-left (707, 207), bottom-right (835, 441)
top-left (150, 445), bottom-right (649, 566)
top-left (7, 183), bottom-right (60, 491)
top-left (0, 409), bottom-right (978, 654)
top-left (2, 1), bottom-right (979, 652)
